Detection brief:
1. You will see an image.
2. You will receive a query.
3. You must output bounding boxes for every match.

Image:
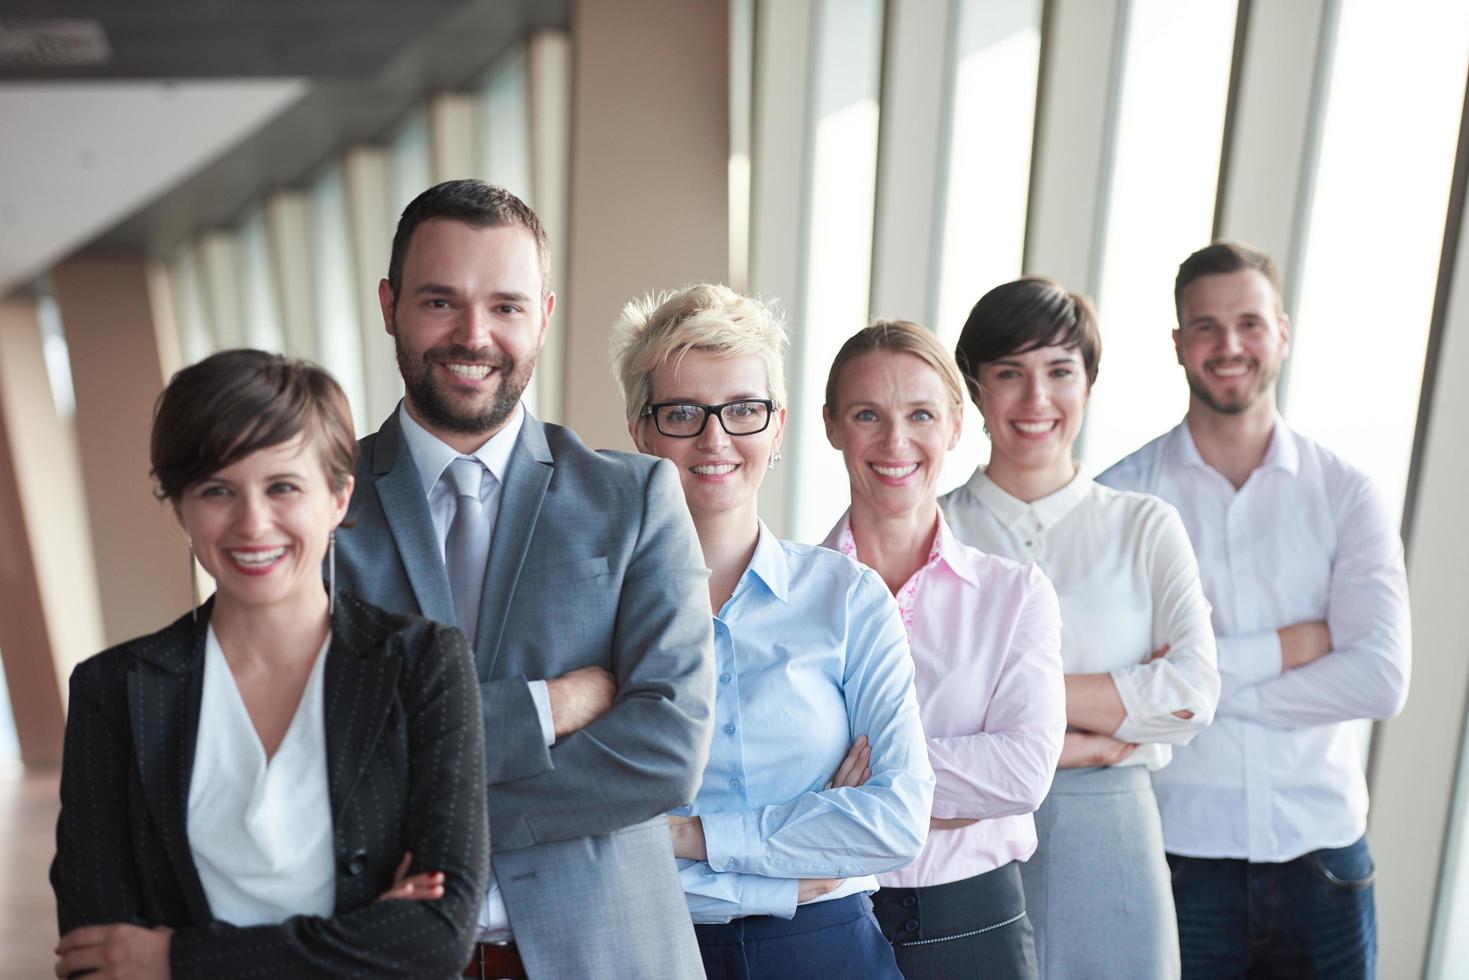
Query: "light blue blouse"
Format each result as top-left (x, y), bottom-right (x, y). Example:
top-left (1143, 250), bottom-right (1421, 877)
top-left (675, 524), bottom-right (935, 923)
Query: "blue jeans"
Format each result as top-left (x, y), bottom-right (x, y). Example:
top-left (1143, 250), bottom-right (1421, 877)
top-left (1168, 836), bottom-right (1377, 979)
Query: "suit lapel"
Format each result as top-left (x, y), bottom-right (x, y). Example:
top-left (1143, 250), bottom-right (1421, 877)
top-left (323, 598), bottom-right (402, 822)
top-left (477, 414), bottom-right (554, 678)
top-left (127, 607), bottom-right (215, 924)
top-left (370, 410), bottom-right (457, 625)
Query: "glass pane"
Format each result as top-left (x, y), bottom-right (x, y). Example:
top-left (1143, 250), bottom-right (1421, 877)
top-left (1085, 0), bottom-right (1238, 470)
top-left (790, 0), bottom-right (885, 542)
top-left (389, 109), bottom-right (433, 225)
top-left (309, 165), bottom-right (369, 436)
top-left (0, 655), bottom-right (17, 764)
top-left (238, 204), bottom-right (286, 354)
top-left (934, 0), bottom-right (1043, 497)
top-left (1287, 0), bottom-right (1469, 527)
top-left (478, 47), bottom-right (533, 202)
top-left (167, 246), bottom-right (215, 365)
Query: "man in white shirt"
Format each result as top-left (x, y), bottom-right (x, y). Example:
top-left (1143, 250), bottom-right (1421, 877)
top-left (335, 180), bottom-right (714, 977)
top-left (1098, 241), bottom-right (1411, 979)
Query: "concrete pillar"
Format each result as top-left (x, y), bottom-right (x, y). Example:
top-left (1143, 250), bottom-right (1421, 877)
top-left (563, 0), bottom-right (730, 450)
top-left (0, 297), bottom-right (105, 765)
top-left (50, 256), bottom-right (190, 647)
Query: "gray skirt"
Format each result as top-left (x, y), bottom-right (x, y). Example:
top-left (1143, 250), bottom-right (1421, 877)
top-left (1018, 765), bottom-right (1179, 979)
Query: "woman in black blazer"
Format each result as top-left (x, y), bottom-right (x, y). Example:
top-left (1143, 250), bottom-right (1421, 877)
top-left (50, 350), bottom-right (488, 979)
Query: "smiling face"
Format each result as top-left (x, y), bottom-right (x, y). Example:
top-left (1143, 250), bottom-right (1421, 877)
top-left (380, 218), bottom-right (555, 451)
top-left (972, 343), bottom-right (1087, 486)
top-left (1174, 268), bottom-right (1289, 417)
top-left (630, 350), bottom-right (784, 526)
top-left (825, 350), bottom-right (961, 520)
top-left (174, 433), bottom-right (352, 615)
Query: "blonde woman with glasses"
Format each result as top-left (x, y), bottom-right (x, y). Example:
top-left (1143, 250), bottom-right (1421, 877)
top-left (611, 284), bottom-right (934, 980)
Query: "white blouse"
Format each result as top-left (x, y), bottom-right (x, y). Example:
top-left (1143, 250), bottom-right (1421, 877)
top-left (941, 466), bottom-right (1220, 771)
top-left (187, 625), bottom-right (336, 925)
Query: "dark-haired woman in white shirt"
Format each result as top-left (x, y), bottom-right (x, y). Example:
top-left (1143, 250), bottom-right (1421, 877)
top-left (940, 278), bottom-right (1220, 979)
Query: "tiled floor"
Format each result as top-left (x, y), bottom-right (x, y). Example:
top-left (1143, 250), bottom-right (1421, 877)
top-left (0, 763), bottom-right (59, 979)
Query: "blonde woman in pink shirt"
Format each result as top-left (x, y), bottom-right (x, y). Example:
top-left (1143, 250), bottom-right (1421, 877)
top-left (821, 320), bottom-right (1067, 979)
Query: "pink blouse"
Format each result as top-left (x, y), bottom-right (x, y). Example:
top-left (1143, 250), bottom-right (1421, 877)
top-left (825, 511), bottom-right (1066, 886)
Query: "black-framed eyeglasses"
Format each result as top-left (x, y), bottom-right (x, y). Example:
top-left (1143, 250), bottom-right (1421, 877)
top-left (641, 399), bottom-right (776, 438)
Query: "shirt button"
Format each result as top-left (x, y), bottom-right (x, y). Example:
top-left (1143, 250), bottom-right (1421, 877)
top-left (343, 848), bottom-right (368, 877)
top-left (729, 778), bottom-right (741, 789)
top-left (719, 673), bottom-right (731, 684)
top-left (723, 723), bottom-right (736, 735)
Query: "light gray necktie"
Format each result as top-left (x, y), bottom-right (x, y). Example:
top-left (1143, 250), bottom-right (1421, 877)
top-left (443, 457), bottom-right (489, 646)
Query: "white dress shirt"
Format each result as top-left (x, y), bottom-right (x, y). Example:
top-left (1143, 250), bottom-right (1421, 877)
top-left (398, 402), bottom-right (552, 939)
top-left (188, 626), bottom-right (335, 925)
top-left (941, 466), bottom-right (1220, 771)
top-left (1098, 417), bottom-right (1411, 862)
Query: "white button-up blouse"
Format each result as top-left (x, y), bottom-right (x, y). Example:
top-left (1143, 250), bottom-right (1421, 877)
top-left (941, 466), bottom-right (1220, 771)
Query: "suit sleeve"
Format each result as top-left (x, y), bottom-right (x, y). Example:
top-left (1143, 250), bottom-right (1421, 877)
top-left (480, 674), bottom-right (556, 783)
top-left (488, 459), bottom-right (716, 851)
top-left (51, 661), bottom-right (148, 934)
top-left (168, 625), bottom-right (490, 978)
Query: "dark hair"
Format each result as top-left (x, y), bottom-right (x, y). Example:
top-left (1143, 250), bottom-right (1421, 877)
top-left (825, 319), bottom-right (966, 412)
top-left (1174, 240), bottom-right (1282, 320)
top-left (386, 179), bottom-right (549, 298)
top-left (953, 277), bottom-right (1101, 402)
top-left (150, 349), bottom-right (357, 501)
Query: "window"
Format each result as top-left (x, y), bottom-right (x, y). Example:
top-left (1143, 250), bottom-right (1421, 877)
top-left (1286, 0), bottom-right (1469, 526)
top-left (933, 0), bottom-right (1044, 496)
top-left (309, 164), bottom-right (369, 436)
top-left (790, 0), bottom-right (886, 542)
top-left (1084, 0), bottom-right (1238, 470)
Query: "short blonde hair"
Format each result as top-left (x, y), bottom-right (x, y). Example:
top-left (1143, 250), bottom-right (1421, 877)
top-left (825, 319), bottom-right (966, 411)
top-left (609, 283), bottom-right (789, 425)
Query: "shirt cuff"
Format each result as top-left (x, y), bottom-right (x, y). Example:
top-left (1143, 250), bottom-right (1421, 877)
top-left (528, 679), bottom-right (555, 746)
top-left (1219, 630), bottom-right (1283, 691)
top-left (745, 873), bottom-right (799, 919)
top-left (701, 810), bottom-right (758, 874)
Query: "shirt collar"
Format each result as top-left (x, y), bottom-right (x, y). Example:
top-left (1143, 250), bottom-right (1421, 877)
top-left (962, 462), bottom-right (1093, 531)
top-left (740, 520), bottom-right (790, 603)
top-left (824, 508), bottom-right (976, 588)
top-left (398, 400), bottom-right (525, 497)
top-left (1170, 412), bottom-right (1299, 477)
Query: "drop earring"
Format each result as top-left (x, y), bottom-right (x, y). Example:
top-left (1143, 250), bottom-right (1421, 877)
top-left (328, 530), bottom-right (337, 616)
top-left (768, 450), bottom-right (783, 471)
top-left (187, 539), bottom-right (200, 623)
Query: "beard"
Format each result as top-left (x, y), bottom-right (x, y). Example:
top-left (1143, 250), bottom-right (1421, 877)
top-left (395, 334), bottom-right (538, 436)
top-left (1183, 358), bottom-right (1277, 415)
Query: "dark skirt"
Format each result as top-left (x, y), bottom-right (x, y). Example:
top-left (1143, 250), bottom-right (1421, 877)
top-left (872, 861), bottom-right (1037, 980)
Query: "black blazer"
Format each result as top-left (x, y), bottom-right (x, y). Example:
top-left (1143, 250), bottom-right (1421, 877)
top-left (50, 592), bottom-right (489, 979)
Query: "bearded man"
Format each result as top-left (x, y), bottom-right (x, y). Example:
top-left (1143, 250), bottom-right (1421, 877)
top-left (335, 179), bottom-right (714, 979)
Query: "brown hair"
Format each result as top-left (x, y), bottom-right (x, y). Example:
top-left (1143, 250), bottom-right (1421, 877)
top-left (387, 179), bottom-right (550, 298)
top-left (953, 277), bottom-right (1101, 402)
top-left (150, 349), bottom-right (357, 501)
top-left (825, 319), bottom-right (966, 411)
top-left (1174, 241), bottom-right (1282, 320)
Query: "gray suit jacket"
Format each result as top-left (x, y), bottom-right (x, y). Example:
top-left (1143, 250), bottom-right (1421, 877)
top-left (336, 407), bottom-right (714, 978)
